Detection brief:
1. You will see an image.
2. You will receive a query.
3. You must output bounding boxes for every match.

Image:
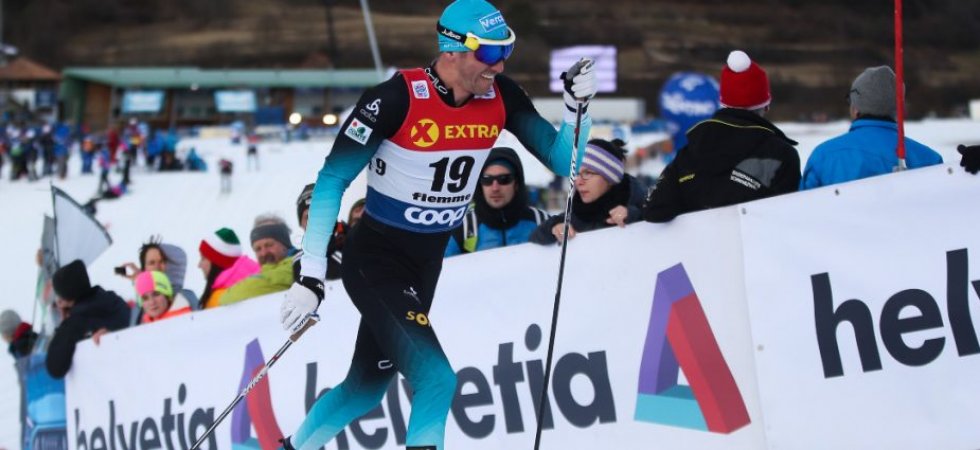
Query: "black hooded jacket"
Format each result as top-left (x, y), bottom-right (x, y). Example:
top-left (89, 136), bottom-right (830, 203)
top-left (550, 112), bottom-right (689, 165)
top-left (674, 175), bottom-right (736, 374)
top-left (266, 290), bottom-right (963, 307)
top-left (643, 108), bottom-right (800, 222)
top-left (46, 286), bottom-right (130, 378)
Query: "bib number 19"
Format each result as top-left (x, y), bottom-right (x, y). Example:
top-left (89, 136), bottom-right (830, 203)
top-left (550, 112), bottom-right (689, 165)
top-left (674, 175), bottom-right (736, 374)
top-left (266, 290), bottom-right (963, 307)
top-left (429, 156), bottom-right (474, 193)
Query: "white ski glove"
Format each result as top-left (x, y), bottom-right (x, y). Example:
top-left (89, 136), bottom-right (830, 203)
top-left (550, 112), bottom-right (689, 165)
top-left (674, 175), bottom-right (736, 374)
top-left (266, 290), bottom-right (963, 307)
top-left (281, 276), bottom-right (323, 333)
top-left (561, 58), bottom-right (597, 124)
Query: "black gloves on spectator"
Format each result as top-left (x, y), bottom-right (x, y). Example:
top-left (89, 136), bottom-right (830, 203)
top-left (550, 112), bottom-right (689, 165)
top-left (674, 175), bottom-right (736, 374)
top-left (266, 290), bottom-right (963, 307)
top-left (958, 145), bottom-right (980, 175)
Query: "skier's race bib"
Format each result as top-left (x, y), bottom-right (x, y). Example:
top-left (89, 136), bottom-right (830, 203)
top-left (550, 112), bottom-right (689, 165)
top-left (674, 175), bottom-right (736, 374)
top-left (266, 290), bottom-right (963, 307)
top-left (363, 68), bottom-right (506, 233)
top-left (365, 145), bottom-right (489, 232)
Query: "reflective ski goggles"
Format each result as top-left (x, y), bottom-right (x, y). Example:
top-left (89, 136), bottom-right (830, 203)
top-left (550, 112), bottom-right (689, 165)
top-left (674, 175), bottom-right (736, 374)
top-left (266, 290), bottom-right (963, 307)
top-left (437, 23), bottom-right (516, 66)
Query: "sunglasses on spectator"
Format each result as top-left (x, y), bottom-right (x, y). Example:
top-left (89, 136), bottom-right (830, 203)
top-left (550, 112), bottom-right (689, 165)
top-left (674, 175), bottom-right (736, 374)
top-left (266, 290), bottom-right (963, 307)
top-left (845, 88), bottom-right (858, 105)
top-left (479, 174), bottom-right (515, 186)
top-left (437, 23), bottom-right (516, 66)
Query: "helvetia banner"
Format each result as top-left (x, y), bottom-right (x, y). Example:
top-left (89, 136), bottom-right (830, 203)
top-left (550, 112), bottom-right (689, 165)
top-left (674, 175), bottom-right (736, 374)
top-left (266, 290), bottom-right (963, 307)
top-left (741, 165), bottom-right (980, 449)
top-left (66, 165), bottom-right (980, 449)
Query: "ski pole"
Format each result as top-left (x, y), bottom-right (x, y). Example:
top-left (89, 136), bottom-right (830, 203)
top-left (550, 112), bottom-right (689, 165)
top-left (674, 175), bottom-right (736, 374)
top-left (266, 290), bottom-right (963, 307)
top-left (190, 314), bottom-right (320, 450)
top-left (534, 78), bottom-right (586, 450)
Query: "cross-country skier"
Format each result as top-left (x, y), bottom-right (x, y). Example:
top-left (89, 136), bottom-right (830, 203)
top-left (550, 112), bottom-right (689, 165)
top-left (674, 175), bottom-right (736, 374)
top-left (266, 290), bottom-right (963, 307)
top-left (277, 0), bottom-right (597, 448)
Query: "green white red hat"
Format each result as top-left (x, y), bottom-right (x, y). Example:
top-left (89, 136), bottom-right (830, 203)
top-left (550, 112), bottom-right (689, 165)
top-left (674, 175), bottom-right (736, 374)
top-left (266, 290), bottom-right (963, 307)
top-left (199, 227), bottom-right (242, 269)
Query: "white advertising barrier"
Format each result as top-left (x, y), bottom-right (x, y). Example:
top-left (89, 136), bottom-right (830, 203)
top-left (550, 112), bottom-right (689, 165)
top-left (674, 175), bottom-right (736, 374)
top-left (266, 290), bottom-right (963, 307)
top-left (741, 165), bottom-right (980, 449)
top-left (66, 206), bottom-right (768, 449)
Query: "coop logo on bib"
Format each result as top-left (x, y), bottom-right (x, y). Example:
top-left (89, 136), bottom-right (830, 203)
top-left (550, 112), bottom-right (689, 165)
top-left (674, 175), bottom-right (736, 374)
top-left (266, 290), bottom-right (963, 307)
top-left (345, 118), bottom-right (373, 145)
top-left (411, 118), bottom-right (440, 148)
top-left (404, 206), bottom-right (467, 226)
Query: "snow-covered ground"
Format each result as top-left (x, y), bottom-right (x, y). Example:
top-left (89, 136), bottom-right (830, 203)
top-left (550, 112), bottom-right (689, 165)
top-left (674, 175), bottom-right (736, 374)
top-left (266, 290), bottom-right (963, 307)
top-left (0, 118), bottom-right (977, 449)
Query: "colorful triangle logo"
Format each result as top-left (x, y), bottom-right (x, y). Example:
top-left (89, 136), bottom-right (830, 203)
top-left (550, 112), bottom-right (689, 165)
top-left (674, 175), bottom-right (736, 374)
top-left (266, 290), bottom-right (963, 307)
top-left (230, 339), bottom-right (285, 450)
top-left (634, 263), bottom-right (750, 434)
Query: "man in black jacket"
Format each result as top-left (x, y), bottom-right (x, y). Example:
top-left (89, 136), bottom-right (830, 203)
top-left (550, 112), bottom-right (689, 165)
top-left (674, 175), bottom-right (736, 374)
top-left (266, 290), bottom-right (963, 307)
top-left (643, 50), bottom-right (800, 223)
top-left (45, 259), bottom-right (130, 378)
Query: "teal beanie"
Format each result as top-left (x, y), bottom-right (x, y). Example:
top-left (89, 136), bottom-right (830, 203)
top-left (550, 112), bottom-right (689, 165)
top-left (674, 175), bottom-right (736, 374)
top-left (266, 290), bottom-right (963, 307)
top-left (437, 0), bottom-right (510, 52)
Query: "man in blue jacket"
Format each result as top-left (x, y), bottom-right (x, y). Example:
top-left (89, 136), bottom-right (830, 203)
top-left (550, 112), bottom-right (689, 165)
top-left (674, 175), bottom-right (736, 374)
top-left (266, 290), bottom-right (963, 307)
top-left (801, 66), bottom-right (942, 189)
top-left (445, 147), bottom-right (549, 256)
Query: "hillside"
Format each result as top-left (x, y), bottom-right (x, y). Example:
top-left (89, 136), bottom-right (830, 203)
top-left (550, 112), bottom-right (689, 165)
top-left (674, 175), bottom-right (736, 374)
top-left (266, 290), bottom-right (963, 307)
top-left (5, 0), bottom-right (980, 119)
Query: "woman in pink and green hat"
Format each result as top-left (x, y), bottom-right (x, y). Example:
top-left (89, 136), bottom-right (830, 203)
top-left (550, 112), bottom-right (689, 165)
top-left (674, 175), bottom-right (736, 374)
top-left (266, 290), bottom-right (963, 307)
top-left (134, 271), bottom-right (192, 324)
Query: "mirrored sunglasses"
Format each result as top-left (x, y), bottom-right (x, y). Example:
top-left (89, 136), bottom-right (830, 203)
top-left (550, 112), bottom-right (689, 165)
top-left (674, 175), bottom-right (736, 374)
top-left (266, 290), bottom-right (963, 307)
top-left (437, 23), bottom-right (516, 66)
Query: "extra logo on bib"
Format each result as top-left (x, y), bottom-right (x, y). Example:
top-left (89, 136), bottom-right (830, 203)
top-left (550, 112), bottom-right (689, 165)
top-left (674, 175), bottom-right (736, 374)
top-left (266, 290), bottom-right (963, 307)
top-left (408, 118), bottom-right (500, 149)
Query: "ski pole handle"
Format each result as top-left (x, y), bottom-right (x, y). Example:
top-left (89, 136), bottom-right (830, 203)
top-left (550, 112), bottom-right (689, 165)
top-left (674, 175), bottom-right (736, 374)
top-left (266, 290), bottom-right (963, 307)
top-left (289, 313), bottom-right (320, 342)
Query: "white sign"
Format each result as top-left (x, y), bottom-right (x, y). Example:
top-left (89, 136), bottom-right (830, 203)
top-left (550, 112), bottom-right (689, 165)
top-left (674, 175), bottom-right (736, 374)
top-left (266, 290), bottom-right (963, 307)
top-left (741, 166), bottom-right (980, 449)
top-left (64, 165), bottom-right (980, 449)
top-left (122, 91), bottom-right (165, 114)
top-left (214, 90), bottom-right (257, 113)
top-left (66, 208), bottom-right (765, 449)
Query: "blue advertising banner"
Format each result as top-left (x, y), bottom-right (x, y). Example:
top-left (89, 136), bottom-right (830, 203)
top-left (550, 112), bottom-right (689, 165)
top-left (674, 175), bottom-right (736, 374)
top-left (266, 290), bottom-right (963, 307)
top-left (659, 73), bottom-right (719, 160)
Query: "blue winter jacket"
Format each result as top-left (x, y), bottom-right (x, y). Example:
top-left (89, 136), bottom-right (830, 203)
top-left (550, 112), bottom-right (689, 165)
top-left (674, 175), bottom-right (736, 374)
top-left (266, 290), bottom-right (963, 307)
top-left (801, 118), bottom-right (942, 189)
top-left (444, 208), bottom-right (549, 256)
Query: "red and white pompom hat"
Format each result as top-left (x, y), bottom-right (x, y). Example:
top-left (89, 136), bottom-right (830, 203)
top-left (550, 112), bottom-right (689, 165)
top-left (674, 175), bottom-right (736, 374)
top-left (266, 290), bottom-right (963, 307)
top-left (719, 50), bottom-right (771, 110)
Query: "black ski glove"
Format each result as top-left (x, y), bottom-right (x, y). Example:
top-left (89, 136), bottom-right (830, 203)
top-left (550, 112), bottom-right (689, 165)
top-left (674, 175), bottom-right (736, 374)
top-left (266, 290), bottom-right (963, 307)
top-left (958, 145), bottom-right (980, 175)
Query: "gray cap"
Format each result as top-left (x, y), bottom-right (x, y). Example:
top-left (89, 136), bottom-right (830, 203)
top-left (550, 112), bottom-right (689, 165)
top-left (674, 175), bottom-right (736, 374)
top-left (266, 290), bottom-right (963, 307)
top-left (0, 310), bottom-right (22, 338)
top-left (849, 66), bottom-right (898, 120)
top-left (250, 220), bottom-right (294, 251)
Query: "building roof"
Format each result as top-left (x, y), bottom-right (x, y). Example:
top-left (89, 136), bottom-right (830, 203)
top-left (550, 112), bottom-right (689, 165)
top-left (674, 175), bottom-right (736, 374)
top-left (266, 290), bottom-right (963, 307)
top-left (0, 57), bottom-right (62, 81)
top-left (62, 67), bottom-right (385, 89)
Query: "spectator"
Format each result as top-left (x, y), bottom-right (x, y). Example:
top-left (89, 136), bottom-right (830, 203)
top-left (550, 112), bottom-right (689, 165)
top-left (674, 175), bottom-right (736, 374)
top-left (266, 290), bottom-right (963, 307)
top-left (643, 50), bottom-right (800, 223)
top-left (54, 122), bottom-right (71, 179)
top-left (246, 132), bottom-right (260, 171)
top-left (959, 145), bottom-right (980, 174)
top-left (801, 66), bottom-right (942, 189)
top-left (159, 150), bottom-right (185, 172)
top-left (185, 148), bottom-right (206, 172)
top-left (446, 147), bottom-right (549, 255)
top-left (221, 215), bottom-right (297, 305)
top-left (116, 238), bottom-right (198, 322)
top-left (133, 271), bottom-right (192, 324)
top-left (115, 236), bottom-right (170, 281)
top-left (1, 310), bottom-right (38, 358)
top-left (39, 124), bottom-right (55, 177)
top-left (146, 130), bottom-right (163, 169)
top-left (295, 184), bottom-right (348, 280)
top-left (219, 158), bottom-right (233, 193)
top-left (198, 228), bottom-right (260, 309)
top-left (97, 143), bottom-right (113, 195)
top-left (80, 135), bottom-right (96, 174)
top-left (45, 260), bottom-right (129, 378)
top-left (531, 139), bottom-right (645, 245)
top-left (2, 309), bottom-right (39, 449)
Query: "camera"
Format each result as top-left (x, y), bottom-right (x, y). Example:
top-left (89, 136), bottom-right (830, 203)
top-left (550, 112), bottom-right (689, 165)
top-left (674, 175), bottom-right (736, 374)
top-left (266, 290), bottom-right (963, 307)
top-left (114, 265), bottom-right (127, 276)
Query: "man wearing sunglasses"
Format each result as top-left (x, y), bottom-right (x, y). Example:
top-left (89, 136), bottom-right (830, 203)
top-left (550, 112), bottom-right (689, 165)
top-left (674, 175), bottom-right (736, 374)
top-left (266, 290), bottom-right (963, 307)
top-left (278, 0), bottom-right (597, 449)
top-left (445, 147), bottom-right (550, 256)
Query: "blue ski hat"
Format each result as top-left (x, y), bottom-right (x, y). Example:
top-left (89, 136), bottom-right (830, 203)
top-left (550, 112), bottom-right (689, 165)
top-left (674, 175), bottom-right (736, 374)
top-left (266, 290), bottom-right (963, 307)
top-left (437, 0), bottom-right (510, 52)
